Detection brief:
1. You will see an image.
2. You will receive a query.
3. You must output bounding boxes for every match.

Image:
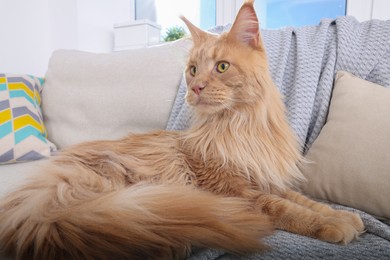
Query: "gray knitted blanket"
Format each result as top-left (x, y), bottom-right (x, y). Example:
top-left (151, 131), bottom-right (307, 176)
top-left (167, 17), bottom-right (390, 259)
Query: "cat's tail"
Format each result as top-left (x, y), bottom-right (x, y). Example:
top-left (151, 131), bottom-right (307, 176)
top-left (0, 180), bottom-right (271, 260)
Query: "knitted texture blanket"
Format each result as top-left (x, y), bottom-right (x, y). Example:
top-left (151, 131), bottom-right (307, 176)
top-left (166, 16), bottom-right (390, 153)
top-left (167, 16), bottom-right (390, 259)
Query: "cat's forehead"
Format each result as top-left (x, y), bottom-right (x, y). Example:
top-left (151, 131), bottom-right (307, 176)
top-left (189, 35), bottom-right (230, 64)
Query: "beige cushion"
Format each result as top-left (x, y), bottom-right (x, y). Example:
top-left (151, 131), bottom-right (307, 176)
top-left (301, 71), bottom-right (390, 219)
top-left (42, 39), bottom-right (191, 149)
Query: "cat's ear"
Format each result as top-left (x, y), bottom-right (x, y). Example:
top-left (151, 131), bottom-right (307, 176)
top-left (228, 0), bottom-right (261, 49)
top-left (180, 16), bottom-right (209, 46)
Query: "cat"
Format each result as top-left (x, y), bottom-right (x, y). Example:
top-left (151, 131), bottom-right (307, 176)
top-left (0, 0), bottom-right (364, 259)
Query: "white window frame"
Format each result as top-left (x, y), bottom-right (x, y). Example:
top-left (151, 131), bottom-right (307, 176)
top-left (216, 0), bottom-right (242, 25)
top-left (347, 0), bottom-right (390, 22)
top-left (129, 0), bottom-right (136, 21)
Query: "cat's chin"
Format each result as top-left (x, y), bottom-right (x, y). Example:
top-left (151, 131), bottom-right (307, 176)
top-left (187, 95), bottom-right (228, 114)
top-left (192, 103), bottom-right (226, 115)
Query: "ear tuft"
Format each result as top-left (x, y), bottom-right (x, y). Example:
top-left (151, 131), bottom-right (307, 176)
top-left (180, 16), bottom-right (209, 46)
top-left (228, 1), bottom-right (260, 48)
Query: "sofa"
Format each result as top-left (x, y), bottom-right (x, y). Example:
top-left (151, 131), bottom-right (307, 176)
top-left (1, 16), bottom-right (390, 259)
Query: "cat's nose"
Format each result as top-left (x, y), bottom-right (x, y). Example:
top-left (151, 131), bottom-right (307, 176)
top-left (191, 85), bottom-right (204, 95)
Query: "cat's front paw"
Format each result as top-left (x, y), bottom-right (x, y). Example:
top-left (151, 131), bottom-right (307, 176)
top-left (316, 217), bottom-right (360, 244)
top-left (333, 210), bottom-right (365, 233)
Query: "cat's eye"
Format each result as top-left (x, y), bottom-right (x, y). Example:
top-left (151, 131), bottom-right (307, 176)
top-left (189, 66), bottom-right (197, 76)
top-left (216, 62), bottom-right (230, 73)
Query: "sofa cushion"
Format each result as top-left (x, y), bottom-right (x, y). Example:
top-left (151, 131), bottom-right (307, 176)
top-left (0, 74), bottom-right (56, 164)
top-left (0, 159), bottom-right (48, 199)
top-left (42, 39), bottom-right (191, 149)
top-left (301, 71), bottom-right (390, 219)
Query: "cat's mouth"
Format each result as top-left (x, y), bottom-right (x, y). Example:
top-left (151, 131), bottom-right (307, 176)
top-left (192, 96), bottom-right (214, 107)
top-left (187, 94), bottom-right (224, 112)
top-left (190, 96), bottom-right (227, 114)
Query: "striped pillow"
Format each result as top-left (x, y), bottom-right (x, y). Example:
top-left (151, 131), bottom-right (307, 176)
top-left (0, 74), bottom-right (56, 164)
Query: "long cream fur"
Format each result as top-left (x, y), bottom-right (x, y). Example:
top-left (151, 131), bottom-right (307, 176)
top-left (0, 1), bottom-right (364, 259)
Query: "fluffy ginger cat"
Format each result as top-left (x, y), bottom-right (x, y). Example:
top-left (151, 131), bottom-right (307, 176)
top-left (0, 1), bottom-right (364, 259)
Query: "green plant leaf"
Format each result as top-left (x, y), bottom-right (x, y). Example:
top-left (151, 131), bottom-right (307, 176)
top-left (163, 26), bottom-right (187, 42)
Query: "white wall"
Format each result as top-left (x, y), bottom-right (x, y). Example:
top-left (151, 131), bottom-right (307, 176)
top-left (77, 0), bottom-right (131, 53)
top-left (0, 0), bottom-right (53, 77)
top-left (0, 0), bottom-right (131, 77)
top-left (48, 0), bottom-right (79, 52)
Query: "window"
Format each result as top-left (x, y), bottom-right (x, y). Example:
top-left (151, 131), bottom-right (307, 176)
top-left (152, 0), bottom-right (347, 37)
top-left (258, 0), bottom-right (346, 29)
top-left (155, 0), bottom-right (216, 35)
